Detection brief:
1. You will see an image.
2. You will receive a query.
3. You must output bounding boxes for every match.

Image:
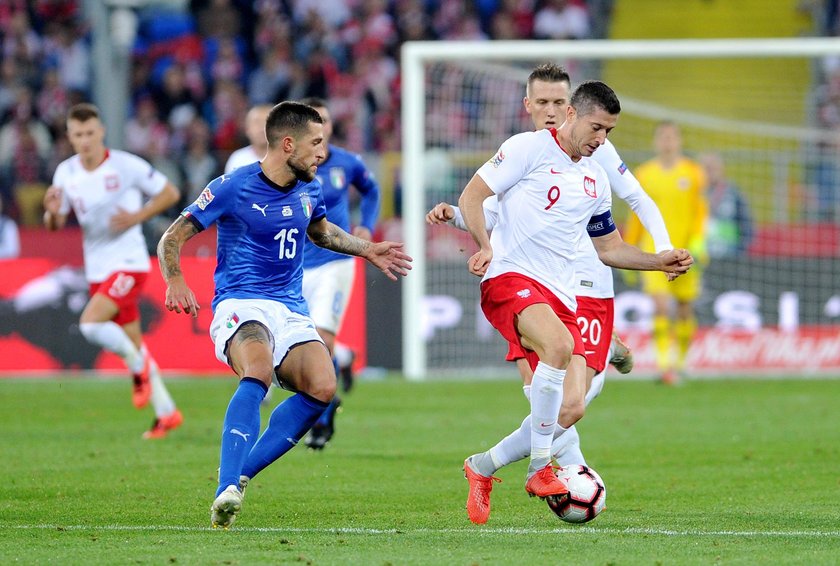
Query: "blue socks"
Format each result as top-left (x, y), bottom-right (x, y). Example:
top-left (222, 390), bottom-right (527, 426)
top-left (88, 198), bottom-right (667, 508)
top-left (216, 377), bottom-right (267, 497)
top-left (315, 397), bottom-right (340, 427)
top-left (241, 392), bottom-right (329, 480)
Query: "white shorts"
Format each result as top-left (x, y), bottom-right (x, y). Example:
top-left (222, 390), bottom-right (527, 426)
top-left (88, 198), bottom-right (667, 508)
top-left (302, 258), bottom-right (355, 334)
top-left (210, 298), bottom-right (324, 383)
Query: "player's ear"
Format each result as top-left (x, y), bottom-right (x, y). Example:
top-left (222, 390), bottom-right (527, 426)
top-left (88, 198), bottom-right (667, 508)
top-left (282, 135), bottom-right (295, 153)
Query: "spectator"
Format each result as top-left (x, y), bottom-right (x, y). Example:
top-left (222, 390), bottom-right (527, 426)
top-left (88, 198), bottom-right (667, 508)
top-left (180, 117), bottom-right (218, 204)
top-left (124, 96), bottom-right (170, 160)
top-left (490, 10), bottom-right (523, 39)
top-left (35, 67), bottom-right (71, 136)
top-left (396, 3), bottom-right (435, 43)
top-left (533, 0), bottom-right (591, 39)
top-left (42, 22), bottom-right (91, 97)
top-left (209, 79), bottom-right (248, 151)
top-left (0, 88), bottom-right (52, 223)
top-left (151, 63), bottom-right (202, 128)
top-left (0, 58), bottom-right (22, 121)
top-left (0, 197), bottom-right (21, 259)
top-left (292, 0), bottom-right (351, 30)
top-left (209, 36), bottom-right (245, 86)
top-left (247, 43), bottom-right (295, 104)
top-left (500, 0), bottom-right (536, 38)
top-left (193, 0), bottom-right (243, 40)
top-left (700, 152), bottom-right (754, 258)
top-left (295, 11), bottom-right (344, 68)
top-left (2, 10), bottom-right (43, 88)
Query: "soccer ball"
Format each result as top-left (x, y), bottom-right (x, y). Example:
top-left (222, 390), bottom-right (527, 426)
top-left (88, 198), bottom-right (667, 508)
top-left (546, 465), bottom-right (606, 523)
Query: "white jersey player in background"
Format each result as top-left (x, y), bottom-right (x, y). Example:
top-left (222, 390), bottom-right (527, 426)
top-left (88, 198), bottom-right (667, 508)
top-left (452, 77), bottom-right (690, 522)
top-left (43, 103), bottom-right (184, 439)
top-left (224, 104), bottom-right (272, 173)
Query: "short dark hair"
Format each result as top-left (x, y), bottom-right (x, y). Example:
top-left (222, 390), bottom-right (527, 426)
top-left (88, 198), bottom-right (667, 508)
top-left (265, 101), bottom-right (323, 147)
top-left (570, 81), bottom-right (621, 117)
top-left (68, 103), bottom-right (100, 122)
top-left (527, 63), bottom-right (571, 91)
top-left (298, 96), bottom-right (328, 109)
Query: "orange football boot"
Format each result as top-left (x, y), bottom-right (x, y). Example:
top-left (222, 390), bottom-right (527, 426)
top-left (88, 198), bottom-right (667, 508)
top-left (525, 464), bottom-right (568, 499)
top-left (464, 458), bottom-right (501, 524)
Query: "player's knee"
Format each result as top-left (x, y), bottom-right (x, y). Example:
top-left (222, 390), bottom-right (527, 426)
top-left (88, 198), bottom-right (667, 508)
top-left (541, 340), bottom-right (573, 368)
top-left (303, 373), bottom-right (337, 403)
top-left (237, 360), bottom-right (275, 384)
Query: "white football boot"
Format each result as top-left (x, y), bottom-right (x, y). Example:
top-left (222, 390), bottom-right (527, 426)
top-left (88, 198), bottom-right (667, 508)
top-left (210, 485), bottom-right (244, 529)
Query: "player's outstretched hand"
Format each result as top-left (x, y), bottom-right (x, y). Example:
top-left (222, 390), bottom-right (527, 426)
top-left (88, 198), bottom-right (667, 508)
top-left (467, 248), bottom-right (492, 277)
top-left (366, 241), bottom-right (413, 281)
top-left (425, 202), bottom-right (455, 225)
top-left (657, 248), bottom-right (694, 281)
top-left (164, 276), bottom-right (200, 317)
top-left (110, 207), bottom-right (140, 233)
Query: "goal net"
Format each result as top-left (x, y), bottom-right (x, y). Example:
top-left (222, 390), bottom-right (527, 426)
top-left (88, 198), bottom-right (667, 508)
top-left (401, 38), bottom-right (840, 380)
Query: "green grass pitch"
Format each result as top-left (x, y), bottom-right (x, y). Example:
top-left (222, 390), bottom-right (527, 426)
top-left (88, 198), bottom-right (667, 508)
top-left (1, 375), bottom-right (838, 564)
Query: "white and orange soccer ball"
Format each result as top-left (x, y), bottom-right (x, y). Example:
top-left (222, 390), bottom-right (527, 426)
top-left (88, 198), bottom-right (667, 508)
top-left (546, 465), bottom-right (606, 523)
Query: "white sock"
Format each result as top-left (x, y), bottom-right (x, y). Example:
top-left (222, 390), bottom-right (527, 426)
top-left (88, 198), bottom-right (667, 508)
top-left (486, 415), bottom-right (532, 474)
top-left (522, 384), bottom-right (531, 401)
top-left (607, 338), bottom-right (616, 361)
top-left (529, 362), bottom-right (565, 471)
top-left (334, 343), bottom-right (354, 368)
top-left (552, 425), bottom-right (586, 466)
top-left (79, 321), bottom-right (144, 372)
top-left (148, 356), bottom-right (176, 417)
top-left (585, 370), bottom-right (606, 406)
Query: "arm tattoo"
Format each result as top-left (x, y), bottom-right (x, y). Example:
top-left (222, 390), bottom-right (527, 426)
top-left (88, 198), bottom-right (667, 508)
top-left (310, 221), bottom-right (370, 257)
top-left (157, 216), bottom-right (199, 281)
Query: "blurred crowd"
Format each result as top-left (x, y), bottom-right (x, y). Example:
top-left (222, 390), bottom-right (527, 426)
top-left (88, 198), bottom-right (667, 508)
top-left (1, 0), bottom-right (834, 231)
top-left (0, 0), bottom-right (600, 228)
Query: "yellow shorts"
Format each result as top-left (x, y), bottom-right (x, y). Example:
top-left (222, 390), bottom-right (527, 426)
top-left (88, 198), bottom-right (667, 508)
top-left (641, 268), bottom-right (701, 303)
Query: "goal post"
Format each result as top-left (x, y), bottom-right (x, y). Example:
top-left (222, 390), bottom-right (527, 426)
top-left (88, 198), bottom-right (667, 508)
top-left (401, 38), bottom-right (840, 380)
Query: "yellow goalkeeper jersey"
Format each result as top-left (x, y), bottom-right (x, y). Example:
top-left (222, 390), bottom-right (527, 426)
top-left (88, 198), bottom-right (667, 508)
top-left (624, 156), bottom-right (708, 251)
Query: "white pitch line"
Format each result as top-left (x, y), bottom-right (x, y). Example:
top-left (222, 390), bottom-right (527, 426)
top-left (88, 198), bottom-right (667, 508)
top-left (3, 524), bottom-right (840, 538)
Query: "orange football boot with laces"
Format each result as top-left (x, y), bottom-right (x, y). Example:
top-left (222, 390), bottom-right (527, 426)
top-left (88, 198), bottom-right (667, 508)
top-left (464, 458), bottom-right (501, 524)
top-left (142, 409), bottom-right (184, 439)
top-left (525, 464), bottom-right (568, 499)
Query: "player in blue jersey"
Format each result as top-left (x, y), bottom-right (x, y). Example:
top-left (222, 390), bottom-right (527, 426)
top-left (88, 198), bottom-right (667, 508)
top-left (298, 97), bottom-right (381, 450)
top-left (156, 101), bottom-right (412, 529)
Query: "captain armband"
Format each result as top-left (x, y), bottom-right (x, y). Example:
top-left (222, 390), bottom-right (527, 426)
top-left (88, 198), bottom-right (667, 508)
top-left (586, 210), bottom-right (617, 237)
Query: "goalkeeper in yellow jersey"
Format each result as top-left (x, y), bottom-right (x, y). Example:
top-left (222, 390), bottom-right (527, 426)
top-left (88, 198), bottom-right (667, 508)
top-left (623, 121), bottom-right (708, 384)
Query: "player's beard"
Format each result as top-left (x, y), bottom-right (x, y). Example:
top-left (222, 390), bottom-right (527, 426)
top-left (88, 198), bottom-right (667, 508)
top-left (289, 153), bottom-right (316, 182)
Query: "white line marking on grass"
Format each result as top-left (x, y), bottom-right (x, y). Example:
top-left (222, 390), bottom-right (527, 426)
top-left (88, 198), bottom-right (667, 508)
top-left (4, 524), bottom-right (840, 538)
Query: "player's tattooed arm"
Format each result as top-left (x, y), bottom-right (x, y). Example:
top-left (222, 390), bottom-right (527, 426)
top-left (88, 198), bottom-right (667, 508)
top-left (307, 218), bottom-right (371, 257)
top-left (157, 215), bottom-right (200, 281)
top-left (158, 215), bottom-right (202, 316)
top-left (308, 218), bottom-right (412, 281)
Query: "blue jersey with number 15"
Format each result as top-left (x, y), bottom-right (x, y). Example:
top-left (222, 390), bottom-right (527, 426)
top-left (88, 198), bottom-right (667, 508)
top-left (182, 162), bottom-right (327, 314)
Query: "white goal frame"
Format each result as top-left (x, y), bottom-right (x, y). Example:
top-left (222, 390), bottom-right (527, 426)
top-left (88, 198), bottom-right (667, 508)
top-left (400, 37), bottom-right (840, 380)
